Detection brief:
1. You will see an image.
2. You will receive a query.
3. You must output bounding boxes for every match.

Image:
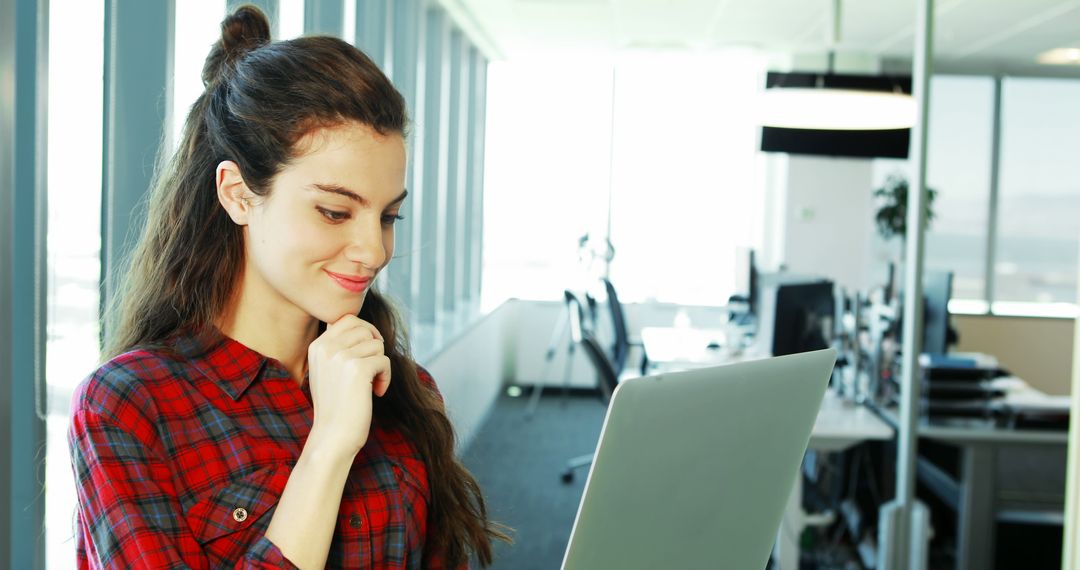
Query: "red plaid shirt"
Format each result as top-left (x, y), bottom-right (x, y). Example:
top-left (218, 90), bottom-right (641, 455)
top-left (69, 327), bottom-right (456, 569)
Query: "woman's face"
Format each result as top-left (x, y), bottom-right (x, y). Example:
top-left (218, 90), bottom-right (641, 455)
top-left (241, 122), bottom-right (407, 324)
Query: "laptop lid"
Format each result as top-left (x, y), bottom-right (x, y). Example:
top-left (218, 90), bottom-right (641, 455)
top-left (561, 348), bottom-right (837, 570)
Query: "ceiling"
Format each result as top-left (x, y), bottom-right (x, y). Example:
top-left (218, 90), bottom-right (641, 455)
top-left (446, 0), bottom-right (1080, 73)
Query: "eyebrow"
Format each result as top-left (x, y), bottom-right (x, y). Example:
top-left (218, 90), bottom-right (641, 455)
top-left (309, 184), bottom-right (408, 208)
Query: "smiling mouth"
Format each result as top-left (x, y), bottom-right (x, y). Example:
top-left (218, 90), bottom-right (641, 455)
top-left (325, 270), bottom-right (371, 293)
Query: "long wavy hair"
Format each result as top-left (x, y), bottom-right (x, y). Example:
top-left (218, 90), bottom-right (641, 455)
top-left (103, 5), bottom-right (508, 566)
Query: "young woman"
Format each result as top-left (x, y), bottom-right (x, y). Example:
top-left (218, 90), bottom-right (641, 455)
top-left (69, 5), bottom-right (506, 568)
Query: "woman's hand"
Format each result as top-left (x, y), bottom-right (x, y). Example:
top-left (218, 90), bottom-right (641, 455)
top-left (305, 314), bottom-right (392, 458)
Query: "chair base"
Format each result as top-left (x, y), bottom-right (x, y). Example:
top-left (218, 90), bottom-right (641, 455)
top-left (561, 453), bottom-right (594, 484)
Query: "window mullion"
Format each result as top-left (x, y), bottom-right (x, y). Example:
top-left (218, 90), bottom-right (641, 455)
top-left (984, 75), bottom-right (1003, 314)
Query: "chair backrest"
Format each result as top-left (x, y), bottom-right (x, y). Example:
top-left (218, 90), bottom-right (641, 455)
top-left (582, 291), bottom-right (599, 333)
top-left (602, 278), bottom-right (630, 374)
top-left (564, 289), bottom-right (588, 343)
top-left (578, 331), bottom-right (619, 405)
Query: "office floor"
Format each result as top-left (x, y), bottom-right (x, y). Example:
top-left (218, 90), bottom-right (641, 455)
top-left (462, 389), bottom-right (607, 570)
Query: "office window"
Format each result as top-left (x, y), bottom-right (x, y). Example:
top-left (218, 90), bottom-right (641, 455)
top-left (481, 62), bottom-right (614, 308)
top-left (342, 0), bottom-right (356, 44)
top-left (278, 0), bottom-right (305, 39)
top-left (349, 0), bottom-right (391, 66)
top-left (468, 49), bottom-right (487, 303)
top-left (924, 76), bottom-right (995, 301)
top-left (875, 75), bottom-right (1079, 316)
top-left (45, 1), bottom-right (105, 567)
top-left (441, 30), bottom-right (462, 312)
top-left (608, 52), bottom-right (766, 306)
top-left (483, 52), bottom-right (767, 308)
top-left (172, 0), bottom-right (226, 149)
top-left (385, 0), bottom-right (423, 308)
top-left (995, 77), bottom-right (1080, 306)
top-left (873, 76), bottom-right (995, 305)
top-left (417, 5), bottom-right (448, 322)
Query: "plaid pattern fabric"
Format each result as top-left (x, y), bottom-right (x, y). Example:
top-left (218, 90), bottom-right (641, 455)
top-left (69, 327), bottom-right (457, 569)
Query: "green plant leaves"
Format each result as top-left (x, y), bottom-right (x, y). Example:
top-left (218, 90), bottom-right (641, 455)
top-left (873, 174), bottom-right (937, 240)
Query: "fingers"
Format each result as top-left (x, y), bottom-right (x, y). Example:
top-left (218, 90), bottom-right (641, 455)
top-left (328, 314), bottom-right (383, 342)
top-left (313, 315), bottom-right (392, 398)
top-left (329, 328), bottom-right (383, 355)
top-left (341, 338), bottom-right (384, 360)
top-left (338, 348), bottom-right (393, 398)
top-left (372, 359), bottom-right (391, 398)
top-left (314, 315), bottom-right (387, 357)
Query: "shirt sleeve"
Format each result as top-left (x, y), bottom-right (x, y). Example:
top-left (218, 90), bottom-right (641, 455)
top-left (69, 407), bottom-right (299, 569)
top-left (415, 365), bottom-right (445, 404)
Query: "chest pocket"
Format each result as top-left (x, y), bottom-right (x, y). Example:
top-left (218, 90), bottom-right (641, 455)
top-left (389, 459), bottom-right (429, 506)
top-left (184, 463), bottom-right (289, 553)
top-left (387, 456), bottom-right (430, 539)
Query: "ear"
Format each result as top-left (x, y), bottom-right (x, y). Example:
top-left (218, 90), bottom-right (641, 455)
top-left (216, 160), bottom-right (255, 225)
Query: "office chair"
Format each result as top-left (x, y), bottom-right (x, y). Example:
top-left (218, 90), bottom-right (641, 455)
top-left (560, 330), bottom-right (619, 483)
top-left (527, 289), bottom-right (591, 417)
top-left (589, 278), bottom-right (649, 377)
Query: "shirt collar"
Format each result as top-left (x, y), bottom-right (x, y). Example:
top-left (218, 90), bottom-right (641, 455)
top-left (170, 326), bottom-right (269, 401)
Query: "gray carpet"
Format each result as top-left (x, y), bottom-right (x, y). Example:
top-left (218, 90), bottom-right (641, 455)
top-left (462, 389), bottom-right (607, 570)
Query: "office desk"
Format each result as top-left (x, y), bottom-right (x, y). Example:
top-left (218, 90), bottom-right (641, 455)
top-left (777, 391), bottom-right (893, 570)
top-left (639, 327), bottom-right (893, 449)
top-left (639, 326), bottom-right (737, 370)
top-left (640, 326), bottom-right (894, 570)
top-left (876, 396), bottom-right (1069, 570)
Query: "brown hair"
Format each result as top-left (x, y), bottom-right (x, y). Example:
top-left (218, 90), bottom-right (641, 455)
top-left (104, 4), bottom-right (508, 566)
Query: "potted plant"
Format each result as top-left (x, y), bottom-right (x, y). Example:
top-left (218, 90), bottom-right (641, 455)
top-left (874, 174), bottom-right (937, 303)
top-left (873, 173), bottom-right (937, 243)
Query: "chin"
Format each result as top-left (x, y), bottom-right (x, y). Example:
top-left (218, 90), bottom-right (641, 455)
top-left (309, 296), bottom-right (367, 324)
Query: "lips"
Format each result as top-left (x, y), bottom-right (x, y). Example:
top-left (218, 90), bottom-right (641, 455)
top-left (325, 270), bottom-right (371, 293)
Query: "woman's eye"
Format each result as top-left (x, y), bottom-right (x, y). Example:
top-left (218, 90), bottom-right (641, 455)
top-left (382, 214), bottom-right (405, 226)
top-left (317, 207), bottom-right (350, 222)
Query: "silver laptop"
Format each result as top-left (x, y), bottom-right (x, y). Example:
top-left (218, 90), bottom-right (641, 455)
top-left (561, 348), bottom-right (837, 570)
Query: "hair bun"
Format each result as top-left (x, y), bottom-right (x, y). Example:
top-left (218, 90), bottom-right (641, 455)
top-left (201, 4), bottom-right (271, 86)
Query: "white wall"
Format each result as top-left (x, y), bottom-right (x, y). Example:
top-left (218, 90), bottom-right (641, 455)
top-left (761, 153), bottom-right (790, 272)
top-left (423, 301), bottom-right (515, 451)
top-left (759, 53), bottom-right (894, 292)
top-left (779, 155), bottom-right (886, 291)
top-left (510, 300), bottom-right (600, 389)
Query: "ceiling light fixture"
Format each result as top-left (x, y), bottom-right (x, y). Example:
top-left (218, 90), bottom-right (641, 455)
top-left (1036, 47), bottom-right (1080, 65)
top-left (758, 0), bottom-right (916, 131)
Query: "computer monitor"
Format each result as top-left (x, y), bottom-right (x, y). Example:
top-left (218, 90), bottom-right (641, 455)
top-left (770, 281), bottom-right (836, 357)
top-left (730, 247), bottom-right (756, 304)
top-left (922, 271), bottom-right (953, 355)
top-left (884, 261), bottom-right (896, 304)
top-left (748, 250), bottom-right (759, 318)
top-left (729, 248), bottom-right (758, 324)
top-left (894, 270), bottom-right (955, 355)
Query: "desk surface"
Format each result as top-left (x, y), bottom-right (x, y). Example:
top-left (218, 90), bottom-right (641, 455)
top-left (868, 375), bottom-right (1070, 445)
top-left (640, 326), bottom-right (737, 368)
top-left (641, 326), bottom-right (894, 452)
top-left (811, 390), bottom-right (894, 451)
top-left (875, 405), bottom-right (1070, 445)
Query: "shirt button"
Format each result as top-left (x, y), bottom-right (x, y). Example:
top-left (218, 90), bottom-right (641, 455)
top-left (232, 507), bottom-right (248, 523)
top-left (349, 514), bottom-right (363, 529)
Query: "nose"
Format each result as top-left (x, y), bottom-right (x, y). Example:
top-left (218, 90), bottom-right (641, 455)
top-left (342, 218), bottom-right (387, 270)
